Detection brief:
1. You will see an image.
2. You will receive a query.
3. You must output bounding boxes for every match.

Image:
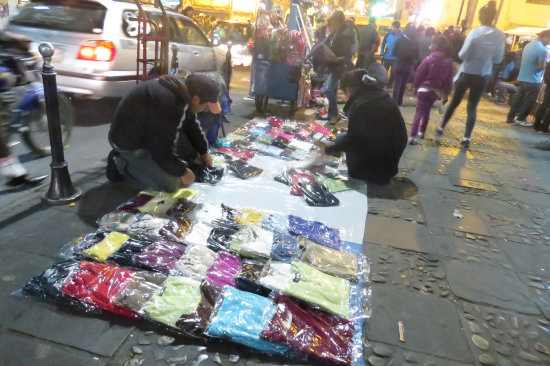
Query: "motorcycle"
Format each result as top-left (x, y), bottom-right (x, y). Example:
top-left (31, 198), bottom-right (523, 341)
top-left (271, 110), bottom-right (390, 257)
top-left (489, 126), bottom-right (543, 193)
top-left (0, 38), bottom-right (74, 156)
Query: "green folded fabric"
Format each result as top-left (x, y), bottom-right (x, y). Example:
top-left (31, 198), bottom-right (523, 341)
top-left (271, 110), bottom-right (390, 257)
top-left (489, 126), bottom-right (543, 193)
top-left (142, 276), bottom-right (202, 327)
top-left (256, 135), bottom-right (274, 145)
top-left (315, 176), bottom-right (352, 193)
top-left (286, 261), bottom-right (350, 318)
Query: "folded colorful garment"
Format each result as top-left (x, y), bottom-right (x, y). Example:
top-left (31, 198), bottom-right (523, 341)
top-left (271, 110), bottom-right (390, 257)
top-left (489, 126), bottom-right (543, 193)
top-left (206, 252), bottom-right (242, 288)
top-left (176, 280), bottom-right (223, 336)
top-left (300, 242), bottom-right (358, 280)
top-left (114, 271), bottom-right (167, 312)
top-left (133, 241), bottom-right (186, 272)
top-left (288, 215), bottom-right (342, 249)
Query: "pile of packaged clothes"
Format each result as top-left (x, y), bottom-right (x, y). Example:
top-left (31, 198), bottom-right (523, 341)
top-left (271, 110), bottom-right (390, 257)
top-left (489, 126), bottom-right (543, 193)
top-left (21, 188), bottom-right (368, 366)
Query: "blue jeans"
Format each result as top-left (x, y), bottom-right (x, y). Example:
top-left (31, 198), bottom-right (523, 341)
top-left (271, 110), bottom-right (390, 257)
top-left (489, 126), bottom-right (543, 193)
top-left (116, 150), bottom-right (182, 192)
top-left (323, 72), bottom-right (340, 118)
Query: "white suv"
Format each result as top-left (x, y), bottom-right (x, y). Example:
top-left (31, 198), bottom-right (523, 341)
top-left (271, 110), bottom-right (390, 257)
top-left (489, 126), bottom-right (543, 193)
top-left (7, 0), bottom-right (227, 98)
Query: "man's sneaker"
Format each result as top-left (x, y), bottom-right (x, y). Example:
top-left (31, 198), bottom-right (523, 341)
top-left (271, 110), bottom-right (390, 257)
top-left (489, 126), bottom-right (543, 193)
top-left (460, 137), bottom-right (471, 149)
top-left (516, 120), bottom-right (532, 127)
top-left (106, 149), bottom-right (124, 183)
top-left (243, 95), bottom-right (255, 101)
top-left (436, 127), bottom-right (445, 136)
top-left (6, 174), bottom-right (47, 187)
top-left (418, 132), bottom-right (425, 139)
top-left (327, 116), bottom-right (340, 126)
top-left (408, 136), bottom-right (419, 145)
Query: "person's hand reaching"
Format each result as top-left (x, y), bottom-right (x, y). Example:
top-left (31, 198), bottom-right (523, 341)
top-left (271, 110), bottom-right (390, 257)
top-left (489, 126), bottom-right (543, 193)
top-left (200, 153), bottom-right (212, 167)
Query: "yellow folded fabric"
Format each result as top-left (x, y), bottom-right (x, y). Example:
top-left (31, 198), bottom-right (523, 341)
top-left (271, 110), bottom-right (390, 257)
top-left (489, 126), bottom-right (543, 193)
top-left (85, 232), bottom-right (130, 261)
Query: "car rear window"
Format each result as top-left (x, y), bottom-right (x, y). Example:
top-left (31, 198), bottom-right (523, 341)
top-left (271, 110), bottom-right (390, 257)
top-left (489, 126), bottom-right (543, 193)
top-left (10, 1), bottom-right (107, 34)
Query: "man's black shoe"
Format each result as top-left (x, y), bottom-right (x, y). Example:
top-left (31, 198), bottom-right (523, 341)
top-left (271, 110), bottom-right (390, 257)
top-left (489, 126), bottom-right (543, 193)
top-left (106, 149), bottom-right (124, 183)
top-left (6, 174), bottom-right (47, 187)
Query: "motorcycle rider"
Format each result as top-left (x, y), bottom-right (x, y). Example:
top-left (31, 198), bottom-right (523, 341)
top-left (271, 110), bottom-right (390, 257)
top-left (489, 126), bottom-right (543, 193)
top-left (0, 30), bottom-right (47, 187)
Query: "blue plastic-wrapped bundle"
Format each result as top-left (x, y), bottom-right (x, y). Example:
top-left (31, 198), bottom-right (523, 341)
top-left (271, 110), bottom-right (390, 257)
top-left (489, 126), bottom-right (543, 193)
top-left (288, 215), bottom-right (342, 249)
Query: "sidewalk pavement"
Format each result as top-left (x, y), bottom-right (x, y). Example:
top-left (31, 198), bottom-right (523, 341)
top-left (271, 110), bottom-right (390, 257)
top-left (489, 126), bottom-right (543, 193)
top-left (2, 93), bottom-right (550, 366)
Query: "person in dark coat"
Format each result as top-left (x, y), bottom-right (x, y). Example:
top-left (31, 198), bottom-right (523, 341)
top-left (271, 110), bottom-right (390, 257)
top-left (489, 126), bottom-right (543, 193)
top-left (319, 69), bottom-right (407, 184)
top-left (418, 27), bottom-right (435, 63)
top-left (108, 74), bottom-right (221, 191)
top-left (533, 61), bottom-right (550, 133)
top-left (356, 16), bottom-right (380, 69)
top-left (391, 23), bottom-right (419, 105)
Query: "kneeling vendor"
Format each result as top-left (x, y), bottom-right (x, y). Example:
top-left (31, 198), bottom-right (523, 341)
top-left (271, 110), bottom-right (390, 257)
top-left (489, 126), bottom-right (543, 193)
top-left (107, 74), bottom-right (220, 192)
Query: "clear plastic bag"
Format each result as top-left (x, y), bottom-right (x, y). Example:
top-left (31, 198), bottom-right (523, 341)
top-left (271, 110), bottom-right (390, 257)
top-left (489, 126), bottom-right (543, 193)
top-left (113, 271), bottom-right (167, 312)
top-left (300, 241), bottom-right (358, 280)
top-left (206, 286), bottom-right (289, 355)
top-left (271, 233), bottom-right (303, 263)
top-left (260, 293), bottom-right (355, 366)
top-left (234, 259), bottom-right (271, 296)
top-left (176, 280), bottom-right (223, 336)
top-left (132, 241), bottom-right (186, 273)
top-left (228, 159), bottom-right (264, 179)
top-left (288, 215), bottom-right (342, 249)
top-left (205, 252), bottom-right (243, 288)
top-left (173, 245), bottom-right (219, 280)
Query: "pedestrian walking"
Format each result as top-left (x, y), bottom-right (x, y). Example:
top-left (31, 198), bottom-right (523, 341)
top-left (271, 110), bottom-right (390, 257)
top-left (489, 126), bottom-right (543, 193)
top-left (506, 29), bottom-right (550, 126)
top-left (437, 1), bottom-right (505, 149)
top-left (356, 17), bottom-right (380, 69)
top-left (418, 27), bottom-right (435, 63)
top-left (380, 21), bottom-right (402, 89)
top-left (391, 23), bottom-right (419, 106)
top-left (322, 11), bottom-right (356, 125)
top-left (409, 35), bottom-right (454, 145)
top-left (533, 61), bottom-right (550, 133)
top-left (317, 69), bottom-right (407, 184)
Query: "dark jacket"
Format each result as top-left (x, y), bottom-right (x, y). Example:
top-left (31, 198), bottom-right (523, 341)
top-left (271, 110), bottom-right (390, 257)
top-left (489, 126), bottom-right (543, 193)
top-left (109, 76), bottom-right (208, 177)
top-left (413, 51), bottom-right (454, 95)
top-left (544, 61), bottom-right (550, 85)
top-left (392, 35), bottom-right (419, 69)
top-left (358, 24), bottom-right (380, 55)
top-left (326, 86), bottom-right (407, 184)
top-left (417, 35), bottom-right (432, 63)
top-left (326, 23), bottom-right (356, 74)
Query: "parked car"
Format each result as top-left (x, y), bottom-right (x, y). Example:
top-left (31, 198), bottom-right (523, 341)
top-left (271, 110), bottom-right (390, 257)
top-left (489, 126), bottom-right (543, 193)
top-left (6, 0), bottom-right (228, 98)
top-left (210, 20), bottom-right (253, 67)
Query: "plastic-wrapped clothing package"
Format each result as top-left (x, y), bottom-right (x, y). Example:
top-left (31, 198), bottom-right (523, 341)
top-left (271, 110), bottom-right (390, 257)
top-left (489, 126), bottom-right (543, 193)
top-left (176, 280), bottom-right (223, 336)
top-left (218, 148), bottom-right (255, 163)
top-left (98, 212), bottom-right (138, 232)
top-left (22, 260), bottom-right (87, 309)
top-left (288, 215), bottom-right (342, 249)
top-left (61, 261), bottom-right (139, 318)
top-left (184, 222), bottom-right (213, 247)
top-left (256, 134), bottom-right (274, 145)
top-left (207, 286), bottom-right (289, 355)
top-left (269, 117), bottom-right (283, 128)
top-left (312, 123), bottom-right (331, 136)
top-left (117, 193), bottom-right (154, 213)
top-left (158, 217), bottom-right (193, 242)
top-left (142, 276), bottom-right (202, 328)
top-left (250, 127), bottom-right (267, 136)
top-left (297, 129), bottom-right (311, 139)
top-left (230, 139), bottom-right (253, 150)
top-left (300, 242), bottom-right (358, 280)
top-left (165, 198), bottom-right (198, 217)
top-left (172, 188), bottom-right (199, 200)
top-left (215, 138), bottom-right (232, 148)
top-left (128, 214), bottom-right (171, 241)
top-left (208, 227), bottom-right (239, 251)
top-left (279, 148), bottom-right (294, 159)
top-left (108, 238), bottom-right (152, 267)
top-left (84, 232), bottom-right (130, 261)
top-left (138, 195), bottom-right (177, 217)
top-left (228, 159), bottom-right (263, 179)
top-left (192, 166), bottom-right (225, 185)
top-left (249, 143), bottom-right (285, 158)
top-left (262, 213), bottom-right (289, 233)
top-left (206, 252), bottom-right (242, 287)
top-left (286, 262), bottom-right (351, 319)
top-left (239, 227), bottom-right (274, 259)
top-left (272, 136), bottom-right (291, 149)
top-left (288, 140), bottom-right (313, 152)
top-left (173, 245), bottom-right (218, 280)
top-left (235, 260), bottom-right (271, 296)
top-left (271, 233), bottom-right (303, 263)
top-left (260, 293), bottom-right (354, 366)
top-left (211, 154), bottom-right (227, 168)
top-left (114, 271), bottom-right (167, 312)
top-left (259, 262), bottom-right (294, 292)
top-left (290, 172), bottom-right (316, 196)
top-left (298, 182), bottom-right (340, 207)
top-left (274, 170), bottom-right (292, 186)
top-left (235, 208), bottom-right (264, 226)
top-left (133, 241), bottom-right (186, 272)
top-left (316, 176), bottom-right (352, 193)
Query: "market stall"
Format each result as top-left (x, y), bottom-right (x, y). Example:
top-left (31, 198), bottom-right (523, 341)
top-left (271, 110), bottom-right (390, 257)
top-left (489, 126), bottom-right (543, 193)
top-left (17, 116), bottom-right (369, 366)
top-left (251, 1), bottom-right (313, 115)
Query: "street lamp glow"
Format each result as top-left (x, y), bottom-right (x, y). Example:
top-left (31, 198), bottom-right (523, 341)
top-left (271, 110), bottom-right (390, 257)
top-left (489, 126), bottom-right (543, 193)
top-left (418, 0), bottom-right (442, 22)
top-left (371, 3), bottom-right (389, 17)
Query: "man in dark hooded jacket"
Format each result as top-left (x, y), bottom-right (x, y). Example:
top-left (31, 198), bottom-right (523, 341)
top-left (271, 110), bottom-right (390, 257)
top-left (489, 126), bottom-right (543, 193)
top-left (321, 69), bottom-right (407, 184)
top-left (107, 74), bottom-right (221, 191)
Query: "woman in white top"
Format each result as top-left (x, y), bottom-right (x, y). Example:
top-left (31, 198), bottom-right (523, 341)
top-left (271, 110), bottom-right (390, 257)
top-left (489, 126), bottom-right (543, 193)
top-left (436, 1), bottom-right (505, 149)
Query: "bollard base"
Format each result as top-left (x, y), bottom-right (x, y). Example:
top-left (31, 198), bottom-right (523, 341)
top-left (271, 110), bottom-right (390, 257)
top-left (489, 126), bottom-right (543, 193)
top-left (43, 164), bottom-right (82, 206)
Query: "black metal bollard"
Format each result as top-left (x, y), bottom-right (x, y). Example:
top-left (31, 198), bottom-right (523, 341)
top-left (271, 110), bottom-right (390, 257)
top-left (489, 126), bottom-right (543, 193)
top-left (39, 43), bottom-right (81, 205)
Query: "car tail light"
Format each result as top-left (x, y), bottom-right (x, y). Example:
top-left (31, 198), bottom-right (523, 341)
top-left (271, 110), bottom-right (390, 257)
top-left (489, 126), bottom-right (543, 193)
top-left (77, 41), bottom-right (116, 62)
top-left (247, 40), bottom-right (254, 49)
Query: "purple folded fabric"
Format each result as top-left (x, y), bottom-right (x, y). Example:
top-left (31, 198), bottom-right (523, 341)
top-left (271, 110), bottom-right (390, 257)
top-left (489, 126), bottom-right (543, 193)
top-left (133, 241), bottom-right (186, 272)
top-left (206, 252), bottom-right (243, 287)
